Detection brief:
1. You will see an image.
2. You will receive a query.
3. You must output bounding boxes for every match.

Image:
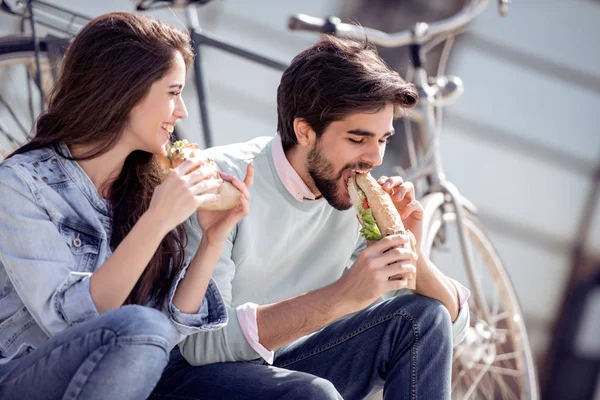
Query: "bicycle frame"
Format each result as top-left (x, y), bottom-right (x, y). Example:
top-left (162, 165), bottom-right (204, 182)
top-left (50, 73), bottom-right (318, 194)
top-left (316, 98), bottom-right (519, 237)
top-left (183, 6), bottom-right (287, 148)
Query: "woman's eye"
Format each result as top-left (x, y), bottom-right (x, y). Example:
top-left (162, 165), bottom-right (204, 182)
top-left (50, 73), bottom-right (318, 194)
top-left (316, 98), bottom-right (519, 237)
top-left (349, 138), bottom-right (365, 144)
top-left (170, 92), bottom-right (181, 96)
top-left (380, 137), bottom-right (390, 145)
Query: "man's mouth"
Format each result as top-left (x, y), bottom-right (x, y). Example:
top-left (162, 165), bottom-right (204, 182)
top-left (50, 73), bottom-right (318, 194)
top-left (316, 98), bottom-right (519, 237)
top-left (342, 168), bottom-right (371, 185)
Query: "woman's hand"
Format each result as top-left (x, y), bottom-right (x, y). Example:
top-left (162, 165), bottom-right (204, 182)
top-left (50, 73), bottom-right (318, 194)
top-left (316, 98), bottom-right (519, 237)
top-left (148, 158), bottom-right (223, 236)
top-left (196, 162), bottom-right (254, 247)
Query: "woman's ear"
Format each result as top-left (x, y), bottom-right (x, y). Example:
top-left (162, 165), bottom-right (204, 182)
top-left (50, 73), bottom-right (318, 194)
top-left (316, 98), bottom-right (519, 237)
top-left (293, 118), bottom-right (316, 148)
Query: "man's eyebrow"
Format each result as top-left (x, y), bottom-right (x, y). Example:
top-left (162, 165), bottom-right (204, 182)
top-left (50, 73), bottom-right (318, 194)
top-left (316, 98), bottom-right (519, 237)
top-left (347, 129), bottom-right (395, 137)
top-left (169, 83), bottom-right (183, 89)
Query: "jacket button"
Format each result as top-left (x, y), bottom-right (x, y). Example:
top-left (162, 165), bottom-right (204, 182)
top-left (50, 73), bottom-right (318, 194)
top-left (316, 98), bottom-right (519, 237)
top-left (42, 177), bottom-right (48, 182)
top-left (73, 235), bottom-right (82, 248)
top-left (33, 162), bottom-right (40, 167)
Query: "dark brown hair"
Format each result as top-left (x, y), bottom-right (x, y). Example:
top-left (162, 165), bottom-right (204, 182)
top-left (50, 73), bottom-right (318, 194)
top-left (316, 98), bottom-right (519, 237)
top-left (10, 12), bottom-right (194, 306)
top-left (277, 35), bottom-right (418, 150)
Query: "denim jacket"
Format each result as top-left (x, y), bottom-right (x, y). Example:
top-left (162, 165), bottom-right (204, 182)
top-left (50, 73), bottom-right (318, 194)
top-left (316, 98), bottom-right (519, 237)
top-left (0, 143), bottom-right (227, 364)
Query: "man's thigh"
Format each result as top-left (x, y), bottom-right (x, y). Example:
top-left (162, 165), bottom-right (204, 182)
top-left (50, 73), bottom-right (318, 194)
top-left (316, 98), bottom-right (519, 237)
top-left (272, 294), bottom-right (436, 399)
top-left (150, 348), bottom-right (342, 400)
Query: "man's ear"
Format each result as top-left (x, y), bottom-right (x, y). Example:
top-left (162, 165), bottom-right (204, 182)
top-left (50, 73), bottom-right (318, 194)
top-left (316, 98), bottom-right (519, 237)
top-left (293, 118), bottom-right (315, 148)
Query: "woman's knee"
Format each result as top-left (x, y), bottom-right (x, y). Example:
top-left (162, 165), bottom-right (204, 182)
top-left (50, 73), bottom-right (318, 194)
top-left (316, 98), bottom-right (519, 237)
top-left (97, 305), bottom-right (174, 347)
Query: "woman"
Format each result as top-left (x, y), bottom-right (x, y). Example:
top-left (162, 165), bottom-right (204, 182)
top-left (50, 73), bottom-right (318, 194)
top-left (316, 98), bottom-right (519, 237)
top-left (0, 12), bottom-right (252, 399)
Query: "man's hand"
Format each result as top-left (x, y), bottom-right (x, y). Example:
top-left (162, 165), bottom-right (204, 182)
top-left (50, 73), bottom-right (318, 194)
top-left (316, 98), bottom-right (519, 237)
top-left (377, 177), bottom-right (461, 321)
top-left (377, 176), bottom-right (424, 250)
top-left (334, 233), bottom-right (418, 313)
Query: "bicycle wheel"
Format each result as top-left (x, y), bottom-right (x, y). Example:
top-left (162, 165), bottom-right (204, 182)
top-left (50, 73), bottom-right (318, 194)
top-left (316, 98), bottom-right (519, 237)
top-left (0, 35), bottom-right (58, 157)
top-left (423, 203), bottom-right (539, 400)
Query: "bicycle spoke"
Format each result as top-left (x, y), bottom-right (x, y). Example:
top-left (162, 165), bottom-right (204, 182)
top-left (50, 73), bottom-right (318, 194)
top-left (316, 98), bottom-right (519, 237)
top-left (491, 369), bottom-right (520, 400)
top-left (463, 364), bottom-right (491, 399)
top-left (483, 374), bottom-right (497, 400)
top-left (474, 363), bottom-right (524, 377)
top-left (451, 369), bottom-right (465, 392)
top-left (494, 352), bottom-right (518, 362)
top-left (452, 342), bottom-right (467, 363)
top-left (491, 310), bottom-right (511, 324)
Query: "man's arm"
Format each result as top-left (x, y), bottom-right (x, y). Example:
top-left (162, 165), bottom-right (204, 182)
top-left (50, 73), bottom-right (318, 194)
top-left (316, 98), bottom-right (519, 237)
top-left (414, 251), bottom-right (460, 321)
top-left (256, 234), bottom-right (416, 351)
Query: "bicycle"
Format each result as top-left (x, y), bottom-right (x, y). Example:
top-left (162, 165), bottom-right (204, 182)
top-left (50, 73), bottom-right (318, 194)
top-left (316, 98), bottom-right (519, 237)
top-left (0, 0), bottom-right (539, 398)
top-left (289, 0), bottom-right (539, 399)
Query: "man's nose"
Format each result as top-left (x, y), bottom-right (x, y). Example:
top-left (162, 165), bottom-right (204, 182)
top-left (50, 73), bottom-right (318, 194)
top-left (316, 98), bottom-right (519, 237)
top-left (364, 142), bottom-right (383, 167)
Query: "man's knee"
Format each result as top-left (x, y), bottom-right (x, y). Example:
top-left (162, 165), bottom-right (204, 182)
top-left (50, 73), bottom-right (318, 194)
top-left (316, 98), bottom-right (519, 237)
top-left (391, 295), bottom-right (452, 342)
top-left (411, 296), bottom-right (452, 343)
top-left (286, 377), bottom-right (342, 400)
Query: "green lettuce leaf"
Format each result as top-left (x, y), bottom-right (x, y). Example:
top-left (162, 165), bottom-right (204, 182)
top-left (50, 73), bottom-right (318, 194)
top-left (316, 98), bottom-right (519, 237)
top-left (359, 208), bottom-right (383, 240)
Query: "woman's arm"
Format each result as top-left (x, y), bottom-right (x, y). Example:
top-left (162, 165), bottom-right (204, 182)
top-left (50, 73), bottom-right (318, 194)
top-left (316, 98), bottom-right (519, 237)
top-left (89, 208), bottom-right (169, 313)
top-left (0, 158), bottom-right (222, 334)
top-left (172, 163), bottom-right (254, 314)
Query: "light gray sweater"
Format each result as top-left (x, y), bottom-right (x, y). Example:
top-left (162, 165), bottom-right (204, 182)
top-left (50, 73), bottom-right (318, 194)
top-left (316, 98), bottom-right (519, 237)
top-left (180, 136), bottom-right (469, 365)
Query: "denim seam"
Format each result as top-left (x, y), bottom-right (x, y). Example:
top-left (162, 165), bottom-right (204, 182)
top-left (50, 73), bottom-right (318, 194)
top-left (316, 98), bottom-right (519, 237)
top-left (62, 344), bottom-right (112, 400)
top-left (399, 310), bottom-right (420, 400)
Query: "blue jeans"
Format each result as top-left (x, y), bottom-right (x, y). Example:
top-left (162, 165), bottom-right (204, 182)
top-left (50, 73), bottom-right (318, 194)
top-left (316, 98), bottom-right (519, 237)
top-left (151, 294), bottom-right (453, 399)
top-left (0, 305), bottom-right (173, 400)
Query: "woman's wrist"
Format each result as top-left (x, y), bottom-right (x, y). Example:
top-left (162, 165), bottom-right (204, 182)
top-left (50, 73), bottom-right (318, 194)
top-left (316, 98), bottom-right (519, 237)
top-left (141, 207), bottom-right (172, 239)
top-left (200, 231), bottom-right (227, 250)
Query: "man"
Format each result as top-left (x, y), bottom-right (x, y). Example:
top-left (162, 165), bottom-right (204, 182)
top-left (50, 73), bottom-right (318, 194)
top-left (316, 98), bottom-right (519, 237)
top-left (151, 35), bottom-right (470, 400)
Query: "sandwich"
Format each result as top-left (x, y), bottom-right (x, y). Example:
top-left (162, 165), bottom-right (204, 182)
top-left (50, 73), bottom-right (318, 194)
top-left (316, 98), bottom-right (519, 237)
top-left (348, 173), bottom-right (416, 289)
top-left (158, 140), bottom-right (241, 210)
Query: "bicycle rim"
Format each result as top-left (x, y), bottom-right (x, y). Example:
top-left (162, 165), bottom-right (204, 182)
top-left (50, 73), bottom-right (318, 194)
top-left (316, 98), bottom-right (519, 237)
top-left (424, 208), bottom-right (539, 400)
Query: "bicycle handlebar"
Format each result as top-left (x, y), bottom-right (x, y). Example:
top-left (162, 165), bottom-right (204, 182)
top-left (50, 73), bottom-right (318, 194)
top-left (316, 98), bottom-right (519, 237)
top-left (289, 0), bottom-right (510, 48)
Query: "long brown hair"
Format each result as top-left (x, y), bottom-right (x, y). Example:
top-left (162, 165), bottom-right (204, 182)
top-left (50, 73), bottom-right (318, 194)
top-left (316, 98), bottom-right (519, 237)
top-left (10, 12), bottom-right (194, 306)
top-left (277, 35), bottom-right (418, 150)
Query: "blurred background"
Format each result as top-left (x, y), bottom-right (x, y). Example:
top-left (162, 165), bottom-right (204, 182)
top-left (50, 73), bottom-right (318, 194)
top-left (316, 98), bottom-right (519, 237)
top-left (0, 0), bottom-right (598, 398)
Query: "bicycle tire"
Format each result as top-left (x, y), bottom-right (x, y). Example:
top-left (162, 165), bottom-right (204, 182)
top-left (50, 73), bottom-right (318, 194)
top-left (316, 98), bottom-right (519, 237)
top-left (423, 201), bottom-right (539, 400)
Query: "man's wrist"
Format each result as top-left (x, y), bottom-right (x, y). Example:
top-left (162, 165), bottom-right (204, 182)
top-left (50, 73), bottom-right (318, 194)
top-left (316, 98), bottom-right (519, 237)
top-left (325, 281), bottom-right (356, 317)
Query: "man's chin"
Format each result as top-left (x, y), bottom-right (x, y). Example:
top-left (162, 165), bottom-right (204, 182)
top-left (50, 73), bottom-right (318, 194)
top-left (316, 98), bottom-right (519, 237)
top-left (325, 187), bottom-right (353, 211)
top-left (335, 201), bottom-right (353, 211)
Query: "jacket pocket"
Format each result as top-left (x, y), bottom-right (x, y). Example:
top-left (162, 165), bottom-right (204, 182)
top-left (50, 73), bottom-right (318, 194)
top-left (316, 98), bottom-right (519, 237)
top-left (58, 221), bottom-right (101, 272)
top-left (0, 306), bottom-right (36, 356)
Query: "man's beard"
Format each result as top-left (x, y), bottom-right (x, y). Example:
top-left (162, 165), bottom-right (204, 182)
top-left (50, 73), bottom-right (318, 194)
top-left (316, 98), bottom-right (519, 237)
top-left (307, 141), bottom-right (372, 211)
